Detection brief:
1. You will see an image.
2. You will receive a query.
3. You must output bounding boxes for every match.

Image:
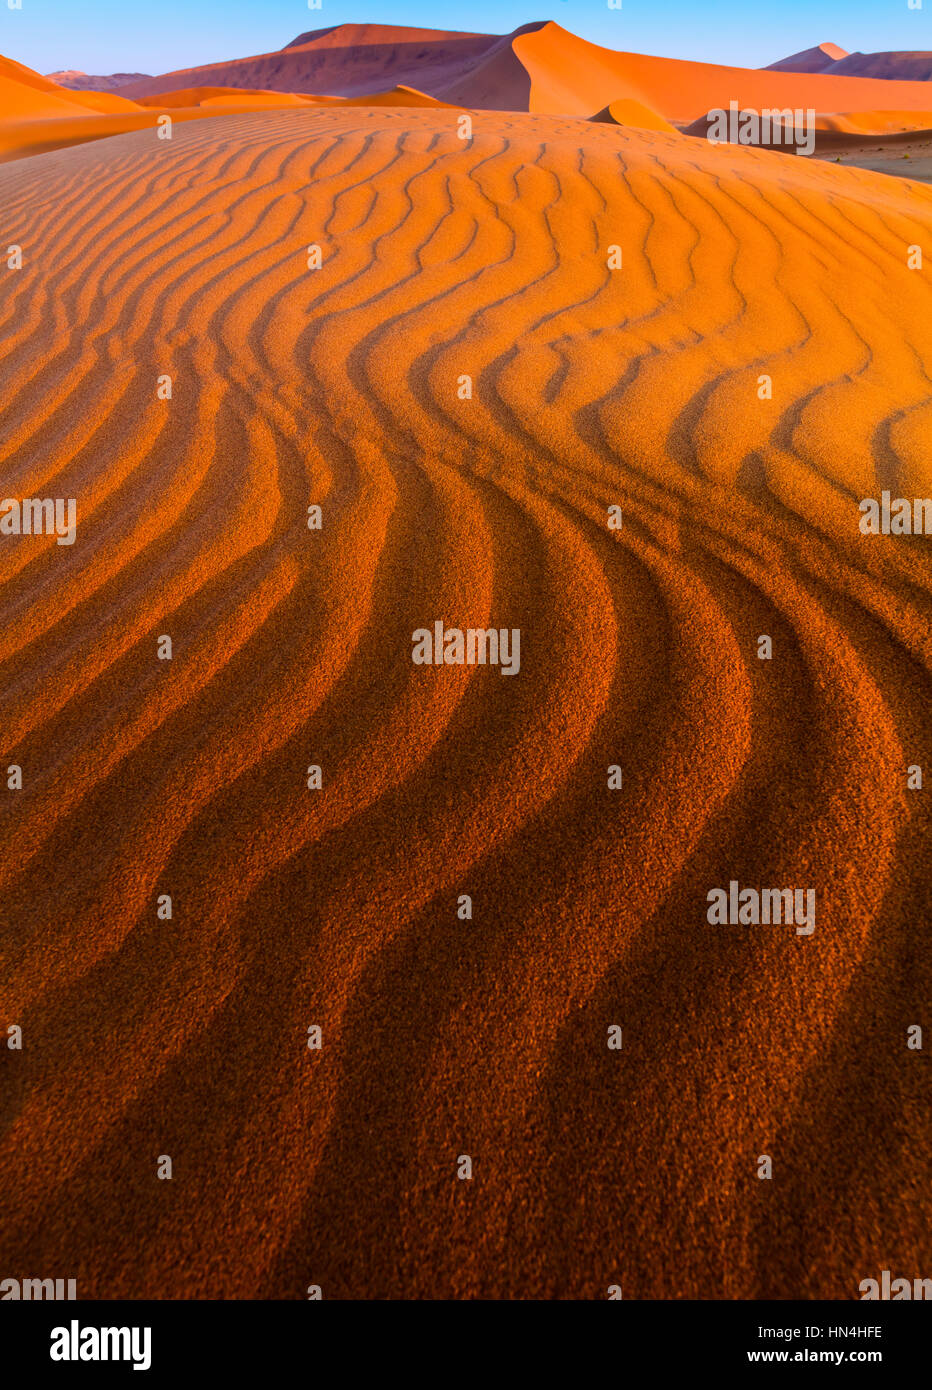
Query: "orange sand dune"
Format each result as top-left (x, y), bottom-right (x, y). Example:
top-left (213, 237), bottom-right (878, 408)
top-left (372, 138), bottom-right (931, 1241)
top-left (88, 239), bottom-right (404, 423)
top-left (58, 88), bottom-right (142, 114)
top-left (0, 65), bottom-right (105, 121)
top-left (0, 57), bottom-right (332, 162)
top-left (1, 52), bottom-right (88, 95)
top-left (0, 61), bottom-right (161, 158)
top-left (814, 109), bottom-right (932, 135)
top-left (591, 98), bottom-right (677, 132)
top-left (0, 106), bottom-right (930, 1299)
top-left (514, 22), bottom-right (932, 122)
top-left (0, 54), bottom-right (141, 117)
top-left (0, 52), bottom-right (446, 162)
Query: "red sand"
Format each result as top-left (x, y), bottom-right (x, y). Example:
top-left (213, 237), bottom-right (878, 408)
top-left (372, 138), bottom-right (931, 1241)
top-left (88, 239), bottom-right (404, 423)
top-left (0, 102), bottom-right (930, 1297)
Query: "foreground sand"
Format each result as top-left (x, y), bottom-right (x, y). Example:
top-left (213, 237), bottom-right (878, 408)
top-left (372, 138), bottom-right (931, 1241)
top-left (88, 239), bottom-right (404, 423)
top-left (0, 108), bottom-right (930, 1298)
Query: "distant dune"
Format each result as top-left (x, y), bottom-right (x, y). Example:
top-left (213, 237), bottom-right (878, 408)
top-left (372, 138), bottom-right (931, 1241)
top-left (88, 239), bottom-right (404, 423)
top-left (46, 70), bottom-right (151, 91)
top-left (764, 42), bottom-right (849, 73)
top-left (829, 51), bottom-right (932, 81)
top-left (0, 101), bottom-right (930, 1297)
top-left (767, 45), bottom-right (932, 82)
top-left (119, 21), bottom-right (547, 104)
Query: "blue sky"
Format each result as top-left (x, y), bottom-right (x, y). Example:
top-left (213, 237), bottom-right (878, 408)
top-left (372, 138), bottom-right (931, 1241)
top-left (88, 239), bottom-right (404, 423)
top-left (1, 0), bottom-right (928, 78)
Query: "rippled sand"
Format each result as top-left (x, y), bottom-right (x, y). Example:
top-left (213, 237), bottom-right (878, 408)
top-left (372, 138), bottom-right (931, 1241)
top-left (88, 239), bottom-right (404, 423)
top-left (0, 107), bottom-right (930, 1298)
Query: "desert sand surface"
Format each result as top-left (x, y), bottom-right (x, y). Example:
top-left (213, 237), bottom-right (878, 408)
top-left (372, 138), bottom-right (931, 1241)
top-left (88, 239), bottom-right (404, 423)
top-left (819, 134), bottom-right (932, 186)
top-left (0, 102), bottom-right (930, 1298)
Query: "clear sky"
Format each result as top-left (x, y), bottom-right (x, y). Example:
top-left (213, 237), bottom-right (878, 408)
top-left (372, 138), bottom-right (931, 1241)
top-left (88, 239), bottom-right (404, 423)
top-left (1, 0), bottom-right (928, 79)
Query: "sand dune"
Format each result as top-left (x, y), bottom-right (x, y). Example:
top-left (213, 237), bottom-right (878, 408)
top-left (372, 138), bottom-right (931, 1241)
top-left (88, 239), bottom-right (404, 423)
top-left (514, 23), bottom-right (932, 123)
top-left (0, 105), bottom-right (930, 1298)
top-left (814, 110), bottom-right (932, 135)
top-left (0, 59), bottom-right (166, 158)
top-left (46, 70), bottom-right (151, 92)
top-left (765, 42), bottom-right (849, 74)
top-left (590, 98), bottom-right (676, 132)
top-left (828, 51), bottom-right (932, 81)
top-left (0, 57), bottom-right (350, 162)
top-left (0, 55), bottom-right (141, 116)
top-left (119, 22), bottom-right (545, 102)
top-left (769, 46), bottom-right (932, 82)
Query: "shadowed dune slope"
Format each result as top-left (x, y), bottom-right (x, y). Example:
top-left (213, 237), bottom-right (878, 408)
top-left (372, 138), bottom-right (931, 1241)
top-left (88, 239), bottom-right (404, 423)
top-left (120, 22), bottom-right (546, 102)
top-left (0, 108), bottom-right (930, 1300)
top-left (428, 30), bottom-right (533, 111)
